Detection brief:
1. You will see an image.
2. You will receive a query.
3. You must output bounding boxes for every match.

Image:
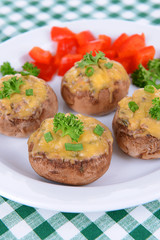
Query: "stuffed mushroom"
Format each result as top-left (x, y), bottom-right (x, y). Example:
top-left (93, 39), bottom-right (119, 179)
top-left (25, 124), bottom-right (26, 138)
top-left (28, 113), bottom-right (113, 185)
top-left (113, 86), bottom-right (160, 159)
top-left (0, 74), bottom-right (58, 137)
top-left (61, 51), bottom-right (130, 115)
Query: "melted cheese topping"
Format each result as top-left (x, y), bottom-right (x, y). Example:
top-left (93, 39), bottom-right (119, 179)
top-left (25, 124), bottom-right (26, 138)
top-left (63, 59), bottom-right (129, 98)
top-left (28, 114), bottom-right (113, 161)
top-left (0, 74), bottom-right (47, 118)
top-left (118, 88), bottom-right (160, 139)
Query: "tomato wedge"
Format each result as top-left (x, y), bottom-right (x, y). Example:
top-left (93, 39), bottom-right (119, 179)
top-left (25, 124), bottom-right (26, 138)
top-left (51, 26), bottom-right (75, 41)
top-left (29, 47), bottom-right (52, 65)
top-left (118, 33), bottom-right (145, 58)
top-left (76, 31), bottom-right (95, 46)
top-left (115, 57), bottom-right (133, 74)
top-left (77, 40), bottom-right (104, 55)
top-left (104, 50), bottom-right (117, 59)
top-left (131, 46), bottom-right (156, 72)
top-left (98, 34), bottom-right (111, 50)
top-left (56, 36), bottom-right (78, 57)
top-left (32, 57), bottom-right (57, 81)
top-left (111, 33), bottom-right (128, 52)
top-left (58, 54), bottom-right (82, 76)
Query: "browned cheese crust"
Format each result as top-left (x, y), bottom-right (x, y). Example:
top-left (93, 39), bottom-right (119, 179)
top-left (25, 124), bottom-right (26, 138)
top-left (28, 141), bottom-right (112, 185)
top-left (61, 79), bottom-right (130, 116)
top-left (0, 80), bottom-right (58, 138)
top-left (113, 110), bottom-right (160, 159)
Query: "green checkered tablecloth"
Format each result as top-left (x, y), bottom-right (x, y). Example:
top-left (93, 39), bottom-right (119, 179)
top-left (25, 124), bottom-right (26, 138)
top-left (0, 0), bottom-right (160, 239)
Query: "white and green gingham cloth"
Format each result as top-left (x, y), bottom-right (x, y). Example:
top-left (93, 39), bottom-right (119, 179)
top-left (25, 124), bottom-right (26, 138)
top-left (0, 0), bottom-right (160, 43)
top-left (0, 0), bottom-right (160, 239)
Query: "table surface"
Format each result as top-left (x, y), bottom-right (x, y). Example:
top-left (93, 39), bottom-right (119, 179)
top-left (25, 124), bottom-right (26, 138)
top-left (0, 0), bottom-right (160, 239)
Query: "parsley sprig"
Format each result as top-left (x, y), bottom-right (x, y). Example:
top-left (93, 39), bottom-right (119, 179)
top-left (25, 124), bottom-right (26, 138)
top-left (0, 76), bottom-right (24, 99)
top-left (77, 51), bottom-right (112, 77)
top-left (0, 62), bottom-right (40, 77)
top-left (53, 113), bottom-right (84, 142)
top-left (149, 97), bottom-right (160, 120)
top-left (21, 62), bottom-right (40, 76)
top-left (131, 59), bottom-right (160, 89)
top-left (78, 51), bottom-right (106, 68)
top-left (0, 62), bottom-right (16, 76)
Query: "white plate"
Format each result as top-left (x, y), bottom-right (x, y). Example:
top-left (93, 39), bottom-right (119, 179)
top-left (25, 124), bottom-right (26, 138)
top-left (0, 19), bottom-right (160, 213)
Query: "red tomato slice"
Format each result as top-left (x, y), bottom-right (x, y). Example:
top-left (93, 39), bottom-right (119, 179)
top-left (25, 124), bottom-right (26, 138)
top-left (98, 34), bottom-right (111, 50)
top-left (32, 57), bottom-right (57, 81)
top-left (115, 57), bottom-right (133, 74)
top-left (77, 40), bottom-right (105, 55)
top-left (111, 33), bottom-right (128, 52)
top-left (29, 47), bottom-right (52, 64)
top-left (118, 33), bottom-right (145, 58)
top-left (50, 26), bottom-right (75, 41)
top-left (76, 31), bottom-right (96, 46)
top-left (131, 45), bottom-right (155, 72)
top-left (58, 54), bottom-right (83, 76)
top-left (56, 37), bottom-right (78, 57)
top-left (104, 50), bottom-right (117, 59)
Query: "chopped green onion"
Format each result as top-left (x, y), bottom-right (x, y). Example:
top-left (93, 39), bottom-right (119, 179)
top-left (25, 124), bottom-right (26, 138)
top-left (104, 62), bottom-right (113, 69)
top-left (144, 85), bottom-right (155, 93)
top-left (65, 143), bottom-right (83, 151)
top-left (85, 67), bottom-right (94, 77)
top-left (26, 89), bottom-right (33, 96)
top-left (93, 124), bottom-right (104, 136)
top-left (44, 132), bottom-right (53, 143)
top-left (128, 101), bottom-right (139, 113)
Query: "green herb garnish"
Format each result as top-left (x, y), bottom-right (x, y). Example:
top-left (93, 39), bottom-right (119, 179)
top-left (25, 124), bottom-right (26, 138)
top-left (26, 89), bottom-right (33, 96)
top-left (104, 62), bottom-right (113, 69)
top-left (77, 51), bottom-right (109, 77)
top-left (85, 67), bottom-right (94, 77)
top-left (65, 143), bottom-right (83, 151)
top-left (77, 51), bottom-right (113, 77)
top-left (78, 51), bottom-right (106, 69)
top-left (53, 113), bottom-right (84, 142)
top-left (128, 101), bottom-right (139, 113)
top-left (144, 85), bottom-right (155, 93)
top-left (131, 59), bottom-right (160, 89)
top-left (93, 124), bottom-right (104, 136)
top-left (0, 62), bottom-right (16, 76)
top-left (0, 76), bottom-right (24, 99)
top-left (21, 62), bottom-right (40, 76)
top-left (0, 62), bottom-right (40, 77)
top-left (148, 58), bottom-right (160, 74)
top-left (149, 97), bottom-right (160, 120)
top-left (44, 132), bottom-right (53, 143)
